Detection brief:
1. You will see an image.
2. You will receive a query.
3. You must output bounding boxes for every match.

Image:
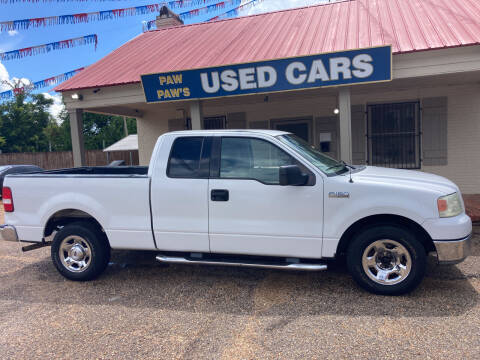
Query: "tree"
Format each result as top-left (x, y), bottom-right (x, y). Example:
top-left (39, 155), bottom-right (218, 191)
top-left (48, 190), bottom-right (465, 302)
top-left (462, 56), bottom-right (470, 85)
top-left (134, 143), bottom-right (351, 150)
top-left (0, 92), bottom-right (53, 153)
top-left (82, 112), bottom-right (137, 150)
top-left (0, 89), bottom-right (137, 153)
top-left (56, 111), bottom-right (137, 151)
top-left (0, 111), bottom-right (4, 148)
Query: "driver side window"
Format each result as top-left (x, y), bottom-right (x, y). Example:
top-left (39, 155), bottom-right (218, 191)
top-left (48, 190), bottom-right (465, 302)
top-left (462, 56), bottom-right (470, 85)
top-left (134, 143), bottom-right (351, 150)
top-left (220, 137), bottom-right (296, 184)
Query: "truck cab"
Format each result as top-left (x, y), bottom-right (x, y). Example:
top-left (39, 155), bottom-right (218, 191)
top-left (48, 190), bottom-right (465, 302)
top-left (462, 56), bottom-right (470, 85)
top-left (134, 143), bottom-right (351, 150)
top-left (0, 130), bottom-right (472, 295)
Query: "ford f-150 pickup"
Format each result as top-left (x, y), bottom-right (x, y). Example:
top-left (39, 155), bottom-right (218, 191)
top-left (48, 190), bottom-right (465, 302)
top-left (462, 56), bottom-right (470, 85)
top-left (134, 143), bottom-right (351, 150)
top-left (0, 130), bottom-right (472, 295)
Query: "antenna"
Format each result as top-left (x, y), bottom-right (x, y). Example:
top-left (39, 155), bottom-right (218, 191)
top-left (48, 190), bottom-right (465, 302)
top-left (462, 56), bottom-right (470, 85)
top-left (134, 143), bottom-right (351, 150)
top-left (342, 160), bottom-right (354, 183)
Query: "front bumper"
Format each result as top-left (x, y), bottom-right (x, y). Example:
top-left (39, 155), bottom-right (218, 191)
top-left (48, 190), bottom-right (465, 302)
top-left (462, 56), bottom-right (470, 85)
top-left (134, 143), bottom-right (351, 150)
top-left (0, 224), bottom-right (18, 242)
top-left (433, 234), bottom-right (472, 265)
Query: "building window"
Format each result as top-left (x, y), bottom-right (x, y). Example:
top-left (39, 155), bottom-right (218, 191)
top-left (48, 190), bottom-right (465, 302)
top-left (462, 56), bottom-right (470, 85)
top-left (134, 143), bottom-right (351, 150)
top-left (367, 102), bottom-right (420, 169)
top-left (204, 116), bottom-right (226, 129)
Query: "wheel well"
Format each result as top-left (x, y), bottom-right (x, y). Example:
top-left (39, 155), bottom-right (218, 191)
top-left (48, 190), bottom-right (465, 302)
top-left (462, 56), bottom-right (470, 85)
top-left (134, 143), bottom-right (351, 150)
top-left (44, 209), bottom-right (105, 239)
top-left (335, 214), bottom-right (435, 258)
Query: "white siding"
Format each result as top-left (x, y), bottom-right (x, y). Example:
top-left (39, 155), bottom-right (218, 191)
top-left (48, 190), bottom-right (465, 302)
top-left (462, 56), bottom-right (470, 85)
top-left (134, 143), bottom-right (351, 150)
top-left (352, 84), bottom-right (480, 194)
top-left (136, 83), bottom-right (480, 194)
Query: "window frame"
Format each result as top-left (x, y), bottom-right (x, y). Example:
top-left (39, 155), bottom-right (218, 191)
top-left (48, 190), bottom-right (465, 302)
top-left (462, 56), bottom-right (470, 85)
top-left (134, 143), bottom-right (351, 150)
top-left (366, 101), bottom-right (421, 169)
top-left (203, 115), bottom-right (226, 129)
top-left (210, 136), bottom-right (315, 186)
top-left (166, 136), bottom-right (212, 179)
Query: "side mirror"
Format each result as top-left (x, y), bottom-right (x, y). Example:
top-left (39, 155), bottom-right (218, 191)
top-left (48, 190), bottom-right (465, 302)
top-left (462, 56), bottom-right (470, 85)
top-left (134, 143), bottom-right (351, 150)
top-left (279, 165), bottom-right (309, 186)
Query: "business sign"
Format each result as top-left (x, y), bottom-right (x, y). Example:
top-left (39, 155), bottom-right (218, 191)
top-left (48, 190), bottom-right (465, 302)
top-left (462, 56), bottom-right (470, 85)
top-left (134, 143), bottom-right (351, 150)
top-left (141, 45), bottom-right (392, 103)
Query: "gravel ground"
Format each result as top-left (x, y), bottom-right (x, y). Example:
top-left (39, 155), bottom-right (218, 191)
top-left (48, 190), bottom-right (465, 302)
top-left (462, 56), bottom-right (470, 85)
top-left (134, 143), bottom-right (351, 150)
top-left (0, 205), bottom-right (479, 359)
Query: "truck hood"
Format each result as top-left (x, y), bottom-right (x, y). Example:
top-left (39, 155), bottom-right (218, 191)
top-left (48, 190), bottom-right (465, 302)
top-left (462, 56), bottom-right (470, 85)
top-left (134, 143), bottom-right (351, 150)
top-left (353, 166), bottom-right (458, 195)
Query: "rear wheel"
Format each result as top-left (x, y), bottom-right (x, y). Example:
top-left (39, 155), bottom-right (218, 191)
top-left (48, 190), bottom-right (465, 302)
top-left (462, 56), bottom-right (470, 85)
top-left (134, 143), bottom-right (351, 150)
top-left (51, 222), bottom-right (110, 281)
top-left (346, 225), bottom-right (426, 295)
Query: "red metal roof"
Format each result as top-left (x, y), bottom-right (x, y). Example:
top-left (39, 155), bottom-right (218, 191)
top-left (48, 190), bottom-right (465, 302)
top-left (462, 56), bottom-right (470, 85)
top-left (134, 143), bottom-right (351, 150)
top-left (56, 0), bottom-right (480, 92)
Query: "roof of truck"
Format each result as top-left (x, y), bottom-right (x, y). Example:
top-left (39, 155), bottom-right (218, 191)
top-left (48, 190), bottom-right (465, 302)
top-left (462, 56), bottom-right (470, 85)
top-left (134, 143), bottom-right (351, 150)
top-left (167, 129), bottom-right (289, 137)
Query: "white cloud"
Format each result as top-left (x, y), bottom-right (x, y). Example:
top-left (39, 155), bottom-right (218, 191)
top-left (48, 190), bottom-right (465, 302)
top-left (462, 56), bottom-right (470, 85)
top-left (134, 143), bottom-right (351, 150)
top-left (11, 77), bottom-right (31, 86)
top-left (0, 61), bottom-right (10, 91)
top-left (1, 61), bottom-right (31, 91)
top-left (42, 92), bottom-right (65, 122)
top-left (7, 30), bottom-right (18, 37)
top-left (1, 61), bottom-right (63, 121)
top-left (241, 0), bottom-right (335, 16)
top-left (0, 62), bottom-right (33, 93)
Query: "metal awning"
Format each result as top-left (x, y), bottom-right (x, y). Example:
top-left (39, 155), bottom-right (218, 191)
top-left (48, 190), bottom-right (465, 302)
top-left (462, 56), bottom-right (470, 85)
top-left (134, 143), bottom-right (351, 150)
top-left (103, 134), bottom-right (138, 152)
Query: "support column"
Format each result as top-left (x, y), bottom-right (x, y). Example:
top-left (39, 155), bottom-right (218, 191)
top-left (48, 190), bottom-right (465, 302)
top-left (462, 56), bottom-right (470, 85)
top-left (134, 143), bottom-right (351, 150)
top-left (69, 108), bottom-right (85, 167)
top-left (339, 87), bottom-right (352, 164)
top-left (190, 100), bottom-right (203, 130)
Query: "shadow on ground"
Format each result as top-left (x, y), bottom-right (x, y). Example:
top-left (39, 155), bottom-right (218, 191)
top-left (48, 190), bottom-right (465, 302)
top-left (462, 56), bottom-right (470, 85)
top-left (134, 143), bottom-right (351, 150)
top-left (0, 244), bottom-right (477, 318)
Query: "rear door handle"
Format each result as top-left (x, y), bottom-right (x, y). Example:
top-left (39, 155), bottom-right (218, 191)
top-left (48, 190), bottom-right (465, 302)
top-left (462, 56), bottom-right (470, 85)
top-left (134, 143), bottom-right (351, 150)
top-left (211, 189), bottom-right (229, 201)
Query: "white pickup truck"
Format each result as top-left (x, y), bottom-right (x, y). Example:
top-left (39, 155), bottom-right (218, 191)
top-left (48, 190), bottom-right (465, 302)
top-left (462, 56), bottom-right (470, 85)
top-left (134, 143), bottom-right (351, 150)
top-left (0, 130), bottom-right (472, 295)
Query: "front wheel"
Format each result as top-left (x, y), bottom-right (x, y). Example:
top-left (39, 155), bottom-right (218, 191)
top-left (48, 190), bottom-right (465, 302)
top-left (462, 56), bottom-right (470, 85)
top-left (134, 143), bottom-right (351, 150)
top-left (51, 222), bottom-right (110, 281)
top-left (346, 225), bottom-right (426, 295)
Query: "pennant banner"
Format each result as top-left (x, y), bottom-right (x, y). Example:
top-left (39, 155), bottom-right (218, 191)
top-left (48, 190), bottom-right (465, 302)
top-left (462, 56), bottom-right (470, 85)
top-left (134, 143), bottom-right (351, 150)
top-left (0, 67), bottom-right (85, 101)
top-left (0, 34), bottom-right (97, 61)
top-left (208, 0), bottom-right (263, 21)
top-left (143, 0), bottom-right (240, 31)
top-left (179, 0), bottom-right (238, 20)
top-left (1, 0), bottom-right (221, 8)
top-left (1, 5), bottom-right (162, 32)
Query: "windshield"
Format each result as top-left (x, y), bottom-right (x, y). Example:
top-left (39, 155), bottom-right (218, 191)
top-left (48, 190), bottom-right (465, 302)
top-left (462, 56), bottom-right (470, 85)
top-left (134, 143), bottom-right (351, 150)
top-left (277, 134), bottom-right (348, 175)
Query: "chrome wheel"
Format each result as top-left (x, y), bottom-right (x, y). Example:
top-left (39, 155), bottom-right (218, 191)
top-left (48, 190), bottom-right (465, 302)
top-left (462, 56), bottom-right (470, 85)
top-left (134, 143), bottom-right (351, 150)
top-left (362, 239), bottom-right (412, 285)
top-left (59, 235), bottom-right (92, 273)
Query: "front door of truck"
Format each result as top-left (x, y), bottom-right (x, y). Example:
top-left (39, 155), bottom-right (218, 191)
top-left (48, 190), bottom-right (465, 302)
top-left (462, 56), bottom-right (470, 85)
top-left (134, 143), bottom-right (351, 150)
top-left (208, 135), bottom-right (324, 258)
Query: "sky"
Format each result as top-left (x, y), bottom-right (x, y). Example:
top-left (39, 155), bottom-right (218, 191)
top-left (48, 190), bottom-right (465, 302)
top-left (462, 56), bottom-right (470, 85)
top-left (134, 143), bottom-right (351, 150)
top-left (0, 0), bottom-right (334, 119)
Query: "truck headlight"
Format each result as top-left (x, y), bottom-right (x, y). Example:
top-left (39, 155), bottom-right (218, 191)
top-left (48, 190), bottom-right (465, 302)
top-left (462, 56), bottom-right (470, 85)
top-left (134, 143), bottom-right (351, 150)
top-left (437, 192), bottom-right (463, 218)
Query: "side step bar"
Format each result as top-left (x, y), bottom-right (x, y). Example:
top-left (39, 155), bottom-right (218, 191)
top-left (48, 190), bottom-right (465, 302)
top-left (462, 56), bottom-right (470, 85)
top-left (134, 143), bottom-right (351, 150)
top-left (156, 255), bottom-right (327, 271)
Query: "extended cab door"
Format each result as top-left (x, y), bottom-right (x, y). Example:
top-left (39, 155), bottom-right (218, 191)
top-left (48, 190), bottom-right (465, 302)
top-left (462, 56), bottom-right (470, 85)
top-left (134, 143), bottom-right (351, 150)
top-left (208, 135), bottom-right (324, 258)
top-left (150, 135), bottom-right (211, 252)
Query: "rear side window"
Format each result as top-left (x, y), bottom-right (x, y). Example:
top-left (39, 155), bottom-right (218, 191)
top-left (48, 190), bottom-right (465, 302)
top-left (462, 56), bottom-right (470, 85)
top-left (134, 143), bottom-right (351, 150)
top-left (167, 137), bottom-right (205, 178)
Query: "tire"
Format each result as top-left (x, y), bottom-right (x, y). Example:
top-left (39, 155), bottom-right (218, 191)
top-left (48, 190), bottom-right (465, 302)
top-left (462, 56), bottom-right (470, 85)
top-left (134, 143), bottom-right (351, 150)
top-left (51, 222), bottom-right (110, 281)
top-left (346, 224), bottom-right (426, 295)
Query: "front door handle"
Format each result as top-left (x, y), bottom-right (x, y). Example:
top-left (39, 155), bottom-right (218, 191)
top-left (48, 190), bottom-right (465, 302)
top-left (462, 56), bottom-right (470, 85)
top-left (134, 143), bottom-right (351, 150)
top-left (211, 189), bottom-right (229, 201)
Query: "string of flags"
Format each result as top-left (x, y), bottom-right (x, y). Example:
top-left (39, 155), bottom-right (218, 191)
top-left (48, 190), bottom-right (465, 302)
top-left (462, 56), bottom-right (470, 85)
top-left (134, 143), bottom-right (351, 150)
top-left (0, 0), bottom-right (265, 98)
top-left (0, 0), bottom-right (240, 32)
top-left (143, 0), bottom-right (241, 31)
top-left (0, 34), bottom-right (97, 61)
top-left (144, 0), bottom-right (263, 30)
top-left (179, 0), bottom-right (241, 20)
top-left (1, 0), bottom-right (220, 7)
top-left (0, 67), bottom-right (85, 101)
top-left (208, 0), bottom-right (263, 21)
top-left (0, 4), bottom-right (162, 32)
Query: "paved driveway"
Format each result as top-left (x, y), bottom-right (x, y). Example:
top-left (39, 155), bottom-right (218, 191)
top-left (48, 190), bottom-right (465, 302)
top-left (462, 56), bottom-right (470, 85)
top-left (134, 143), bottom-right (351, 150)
top-left (0, 206), bottom-right (479, 359)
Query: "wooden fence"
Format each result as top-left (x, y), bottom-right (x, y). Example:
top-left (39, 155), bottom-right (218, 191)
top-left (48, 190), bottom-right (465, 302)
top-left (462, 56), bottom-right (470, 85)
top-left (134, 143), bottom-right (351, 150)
top-left (0, 150), bottom-right (139, 169)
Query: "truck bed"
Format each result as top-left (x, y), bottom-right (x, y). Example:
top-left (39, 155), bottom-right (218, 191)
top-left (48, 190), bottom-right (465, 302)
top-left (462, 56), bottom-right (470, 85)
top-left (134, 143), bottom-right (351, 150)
top-left (3, 166), bottom-right (153, 248)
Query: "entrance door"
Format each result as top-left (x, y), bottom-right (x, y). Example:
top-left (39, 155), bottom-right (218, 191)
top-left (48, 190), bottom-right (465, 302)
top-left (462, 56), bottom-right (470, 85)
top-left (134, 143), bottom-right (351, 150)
top-left (272, 118), bottom-right (312, 144)
top-left (208, 135), bottom-right (324, 259)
